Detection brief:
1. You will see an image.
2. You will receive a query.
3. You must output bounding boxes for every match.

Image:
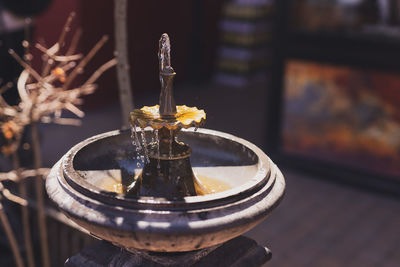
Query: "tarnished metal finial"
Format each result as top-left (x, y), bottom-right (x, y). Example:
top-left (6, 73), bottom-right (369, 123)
top-left (158, 33), bottom-right (177, 118)
top-left (158, 33), bottom-right (171, 74)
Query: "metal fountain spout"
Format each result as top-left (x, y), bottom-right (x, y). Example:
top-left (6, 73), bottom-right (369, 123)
top-left (159, 33), bottom-right (177, 118)
top-left (128, 33), bottom-right (206, 199)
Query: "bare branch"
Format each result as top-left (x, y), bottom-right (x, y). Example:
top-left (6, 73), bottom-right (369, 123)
top-left (53, 54), bottom-right (82, 62)
top-left (17, 70), bottom-right (31, 103)
top-left (84, 58), bottom-right (117, 86)
top-left (65, 102), bottom-right (84, 118)
top-left (0, 198), bottom-right (25, 267)
top-left (1, 13), bottom-right (116, 267)
top-left (35, 43), bottom-right (82, 61)
top-left (46, 43), bottom-right (59, 56)
top-left (41, 12), bottom-right (76, 78)
top-left (62, 35), bottom-right (109, 90)
top-left (66, 28), bottom-right (82, 56)
top-left (57, 12), bottom-right (75, 51)
top-left (53, 117), bottom-right (82, 126)
top-left (0, 82), bottom-right (12, 95)
top-left (9, 49), bottom-right (52, 91)
top-left (0, 83), bottom-right (13, 110)
top-left (0, 168), bottom-right (50, 182)
top-left (1, 188), bottom-right (28, 207)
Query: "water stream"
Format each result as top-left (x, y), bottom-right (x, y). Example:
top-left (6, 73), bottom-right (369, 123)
top-left (154, 129), bottom-right (160, 169)
top-left (139, 126), bottom-right (150, 162)
top-left (131, 125), bottom-right (143, 167)
top-left (169, 129), bottom-right (173, 159)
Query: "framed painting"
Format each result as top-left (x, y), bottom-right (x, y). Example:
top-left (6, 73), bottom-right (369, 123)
top-left (269, 59), bottom-right (400, 194)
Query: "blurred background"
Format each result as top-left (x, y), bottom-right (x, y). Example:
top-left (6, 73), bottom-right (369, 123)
top-left (0, 0), bottom-right (399, 266)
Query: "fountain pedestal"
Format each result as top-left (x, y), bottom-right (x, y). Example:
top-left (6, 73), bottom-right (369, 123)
top-left (65, 235), bottom-right (271, 267)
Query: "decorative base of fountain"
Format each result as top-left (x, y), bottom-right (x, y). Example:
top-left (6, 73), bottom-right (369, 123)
top-left (65, 236), bottom-right (271, 267)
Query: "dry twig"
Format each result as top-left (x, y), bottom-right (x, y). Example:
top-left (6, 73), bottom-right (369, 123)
top-left (0, 12), bottom-right (116, 267)
top-left (0, 197), bottom-right (25, 267)
top-left (12, 152), bottom-right (35, 267)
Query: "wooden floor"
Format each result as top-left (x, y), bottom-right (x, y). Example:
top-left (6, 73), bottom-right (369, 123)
top-left (245, 170), bottom-right (400, 267)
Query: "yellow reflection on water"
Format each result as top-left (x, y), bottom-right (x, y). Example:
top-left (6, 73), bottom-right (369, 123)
top-left (101, 174), bottom-right (231, 196)
top-left (102, 182), bottom-right (127, 194)
top-left (195, 175), bottom-right (231, 195)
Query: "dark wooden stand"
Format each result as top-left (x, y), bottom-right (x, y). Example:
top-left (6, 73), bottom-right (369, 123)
top-left (65, 235), bottom-right (271, 267)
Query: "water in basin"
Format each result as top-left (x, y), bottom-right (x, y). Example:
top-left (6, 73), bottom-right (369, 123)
top-left (73, 130), bottom-right (260, 197)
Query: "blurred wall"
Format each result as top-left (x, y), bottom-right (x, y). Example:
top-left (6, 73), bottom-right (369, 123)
top-left (33, 0), bottom-right (223, 108)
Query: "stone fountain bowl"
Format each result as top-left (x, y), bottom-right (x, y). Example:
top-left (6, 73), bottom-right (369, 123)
top-left (46, 128), bottom-right (285, 252)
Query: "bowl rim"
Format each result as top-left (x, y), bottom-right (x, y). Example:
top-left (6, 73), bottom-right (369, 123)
top-left (61, 128), bottom-right (272, 210)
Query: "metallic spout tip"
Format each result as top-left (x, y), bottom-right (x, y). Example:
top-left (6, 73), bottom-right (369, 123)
top-left (158, 33), bottom-right (177, 117)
